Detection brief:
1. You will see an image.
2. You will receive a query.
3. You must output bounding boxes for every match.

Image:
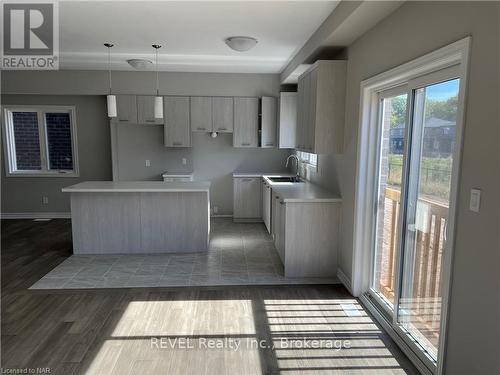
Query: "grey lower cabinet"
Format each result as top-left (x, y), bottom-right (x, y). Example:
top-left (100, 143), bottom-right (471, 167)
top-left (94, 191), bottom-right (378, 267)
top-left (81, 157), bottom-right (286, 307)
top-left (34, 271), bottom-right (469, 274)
top-left (112, 95), bottom-right (138, 124)
top-left (272, 196), bottom-right (341, 278)
top-left (262, 179), bottom-right (272, 232)
top-left (233, 97), bottom-right (259, 147)
top-left (137, 96), bottom-right (164, 124)
top-left (233, 177), bottom-right (262, 221)
top-left (212, 97), bottom-right (234, 133)
top-left (164, 96), bottom-right (191, 147)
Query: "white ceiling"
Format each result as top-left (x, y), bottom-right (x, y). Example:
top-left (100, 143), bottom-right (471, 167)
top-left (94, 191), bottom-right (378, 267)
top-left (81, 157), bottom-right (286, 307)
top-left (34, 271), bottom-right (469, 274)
top-left (59, 1), bottom-right (339, 73)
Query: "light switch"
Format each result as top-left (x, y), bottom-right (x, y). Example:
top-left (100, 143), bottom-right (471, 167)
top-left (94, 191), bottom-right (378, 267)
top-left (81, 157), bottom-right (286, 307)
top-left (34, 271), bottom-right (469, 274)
top-left (469, 188), bottom-right (481, 213)
top-left (145, 160), bottom-right (151, 167)
top-left (182, 158), bottom-right (187, 165)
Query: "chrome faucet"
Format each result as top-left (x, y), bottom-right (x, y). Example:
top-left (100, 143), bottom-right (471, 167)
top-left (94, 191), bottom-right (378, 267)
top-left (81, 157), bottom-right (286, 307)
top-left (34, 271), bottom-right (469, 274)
top-left (286, 154), bottom-right (300, 178)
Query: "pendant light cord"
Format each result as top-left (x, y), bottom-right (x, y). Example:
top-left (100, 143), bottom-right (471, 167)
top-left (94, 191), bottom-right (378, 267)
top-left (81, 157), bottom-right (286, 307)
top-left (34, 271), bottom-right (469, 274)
top-left (152, 44), bottom-right (161, 96)
top-left (108, 47), bottom-right (112, 95)
top-left (155, 47), bottom-right (159, 96)
top-left (104, 43), bottom-right (114, 95)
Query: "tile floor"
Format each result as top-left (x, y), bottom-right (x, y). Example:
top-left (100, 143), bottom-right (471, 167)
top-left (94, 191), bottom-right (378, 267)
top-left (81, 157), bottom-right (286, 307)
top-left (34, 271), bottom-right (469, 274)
top-left (30, 218), bottom-right (338, 289)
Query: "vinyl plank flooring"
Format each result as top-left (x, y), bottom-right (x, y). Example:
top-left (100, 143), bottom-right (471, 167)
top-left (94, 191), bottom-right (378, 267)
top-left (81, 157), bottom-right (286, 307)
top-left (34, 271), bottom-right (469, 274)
top-left (1, 219), bottom-right (419, 375)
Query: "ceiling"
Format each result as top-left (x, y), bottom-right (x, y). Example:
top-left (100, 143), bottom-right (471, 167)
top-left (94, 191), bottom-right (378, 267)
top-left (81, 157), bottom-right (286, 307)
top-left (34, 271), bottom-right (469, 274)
top-left (59, 1), bottom-right (340, 73)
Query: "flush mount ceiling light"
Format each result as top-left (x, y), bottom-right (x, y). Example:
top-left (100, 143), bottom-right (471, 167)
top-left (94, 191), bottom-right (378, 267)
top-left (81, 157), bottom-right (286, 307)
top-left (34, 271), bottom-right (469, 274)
top-left (224, 36), bottom-right (258, 52)
top-left (104, 43), bottom-right (116, 118)
top-left (126, 59), bottom-right (153, 70)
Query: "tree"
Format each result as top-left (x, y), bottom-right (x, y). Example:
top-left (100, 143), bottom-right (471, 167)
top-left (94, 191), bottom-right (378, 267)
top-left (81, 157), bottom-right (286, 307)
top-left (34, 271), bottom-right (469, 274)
top-left (425, 95), bottom-right (458, 121)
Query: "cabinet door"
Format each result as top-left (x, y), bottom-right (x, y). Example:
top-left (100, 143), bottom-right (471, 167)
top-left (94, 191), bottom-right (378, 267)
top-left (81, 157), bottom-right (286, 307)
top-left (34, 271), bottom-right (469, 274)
top-left (137, 96), bottom-right (164, 124)
top-left (262, 180), bottom-right (271, 232)
top-left (164, 97), bottom-right (191, 147)
top-left (233, 97), bottom-right (258, 148)
top-left (212, 97), bottom-right (233, 133)
top-left (295, 78), bottom-right (305, 150)
top-left (113, 95), bottom-right (138, 124)
top-left (190, 97), bottom-right (213, 132)
top-left (274, 194), bottom-right (286, 263)
top-left (261, 96), bottom-right (277, 148)
top-left (278, 92), bottom-right (297, 149)
top-left (233, 177), bottom-right (261, 218)
top-left (305, 68), bottom-right (317, 152)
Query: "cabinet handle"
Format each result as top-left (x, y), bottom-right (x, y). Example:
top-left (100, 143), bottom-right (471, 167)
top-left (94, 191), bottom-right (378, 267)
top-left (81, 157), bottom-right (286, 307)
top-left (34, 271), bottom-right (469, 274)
top-left (241, 143), bottom-right (250, 146)
top-left (275, 196), bottom-right (280, 200)
top-left (196, 127), bottom-right (206, 130)
top-left (119, 119), bottom-right (128, 122)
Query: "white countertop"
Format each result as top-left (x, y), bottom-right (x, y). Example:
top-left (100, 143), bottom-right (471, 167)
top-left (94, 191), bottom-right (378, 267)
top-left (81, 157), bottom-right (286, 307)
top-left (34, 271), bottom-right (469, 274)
top-left (62, 181), bottom-right (211, 193)
top-left (232, 172), bottom-right (292, 178)
top-left (263, 176), bottom-right (342, 203)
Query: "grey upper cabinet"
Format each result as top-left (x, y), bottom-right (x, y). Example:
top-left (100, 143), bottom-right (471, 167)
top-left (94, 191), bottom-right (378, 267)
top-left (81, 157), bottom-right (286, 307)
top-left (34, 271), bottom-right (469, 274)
top-left (112, 95), bottom-right (138, 124)
top-left (164, 96), bottom-right (191, 147)
top-left (278, 92), bottom-right (297, 149)
top-left (212, 97), bottom-right (234, 133)
top-left (137, 96), bottom-right (164, 125)
top-left (233, 177), bottom-right (262, 220)
top-left (261, 96), bottom-right (277, 148)
top-left (233, 97), bottom-right (259, 148)
top-left (296, 60), bottom-right (346, 154)
top-left (190, 96), bottom-right (213, 132)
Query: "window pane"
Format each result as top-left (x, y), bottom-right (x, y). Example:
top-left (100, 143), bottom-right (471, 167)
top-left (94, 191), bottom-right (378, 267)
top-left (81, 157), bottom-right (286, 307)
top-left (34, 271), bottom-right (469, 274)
top-left (372, 93), bottom-right (408, 307)
top-left (45, 112), bottom-right (73, 170)
top-left (12, 112), bottom-right (41, 170)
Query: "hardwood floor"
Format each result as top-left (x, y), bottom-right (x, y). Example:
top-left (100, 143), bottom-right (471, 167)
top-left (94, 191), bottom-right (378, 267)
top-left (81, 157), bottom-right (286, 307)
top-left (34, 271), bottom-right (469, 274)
top-left (1, 219), bottom-right (419, 374)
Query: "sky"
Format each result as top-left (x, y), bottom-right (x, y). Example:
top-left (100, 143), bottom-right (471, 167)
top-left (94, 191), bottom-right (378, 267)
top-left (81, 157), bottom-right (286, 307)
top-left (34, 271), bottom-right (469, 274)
top-left (426, 78), bottom-right (460, 101)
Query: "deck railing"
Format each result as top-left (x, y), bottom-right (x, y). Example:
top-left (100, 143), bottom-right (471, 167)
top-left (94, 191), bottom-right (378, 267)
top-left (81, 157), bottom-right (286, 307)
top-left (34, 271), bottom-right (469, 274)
top-left (379, 188), bottom-right (448, 302)
top-left (379, 188), bottom-right (448, 352)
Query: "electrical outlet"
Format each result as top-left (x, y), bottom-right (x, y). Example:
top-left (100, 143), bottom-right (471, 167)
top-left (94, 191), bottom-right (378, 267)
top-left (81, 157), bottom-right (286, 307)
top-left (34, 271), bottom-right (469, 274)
top-left (145, 159), bottom-right (151, 167)
top-left (470, 188), bottom-right (481, 212)
top-left (42, 196), bottom-right (49, 204)
top-left (213, 206), bottom-right (219, 214)
top-left (182, 158), bottom-right (187, 165)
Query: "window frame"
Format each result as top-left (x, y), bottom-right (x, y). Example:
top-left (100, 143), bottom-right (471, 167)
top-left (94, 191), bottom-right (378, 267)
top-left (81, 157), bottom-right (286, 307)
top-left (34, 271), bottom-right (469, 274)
top-left (297, 150), bottom-right (318, 170)
top-left (2, 105), bottom-right (79, 177)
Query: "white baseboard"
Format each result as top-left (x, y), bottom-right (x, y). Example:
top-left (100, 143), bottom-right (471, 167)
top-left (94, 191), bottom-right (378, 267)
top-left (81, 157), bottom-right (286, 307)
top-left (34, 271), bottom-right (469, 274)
top-left (211, 214), bottom-right (233, 218)
top-left (1, 212), bottom-right (71, 219)
top-left (337, 268), bottom-right (353, 294)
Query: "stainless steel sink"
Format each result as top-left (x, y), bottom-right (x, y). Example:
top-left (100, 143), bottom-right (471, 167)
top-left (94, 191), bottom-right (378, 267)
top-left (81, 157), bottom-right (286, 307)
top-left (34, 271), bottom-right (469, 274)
top-left (268, 176), bottom-right (303, 183)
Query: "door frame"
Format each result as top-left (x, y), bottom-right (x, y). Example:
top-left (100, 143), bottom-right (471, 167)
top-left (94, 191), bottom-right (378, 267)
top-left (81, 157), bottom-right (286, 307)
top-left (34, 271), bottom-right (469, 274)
top-left (351, 37), bottom-right (471, 375)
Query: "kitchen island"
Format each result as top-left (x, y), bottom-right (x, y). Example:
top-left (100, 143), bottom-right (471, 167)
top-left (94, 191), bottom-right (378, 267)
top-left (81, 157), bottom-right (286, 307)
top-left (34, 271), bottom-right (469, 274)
top-left (62, 181), bottom-right (210, 254)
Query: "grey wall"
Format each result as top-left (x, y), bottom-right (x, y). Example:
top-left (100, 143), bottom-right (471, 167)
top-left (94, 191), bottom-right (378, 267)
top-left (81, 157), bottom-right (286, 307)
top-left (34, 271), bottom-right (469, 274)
top-left (115, 126), bottom-right (290, 215)
top-left (1, 71), bottom-right (290, 215)
top-left (309, 2), bottom-right (499, 373)
top-left (1, 95), bottom-right (112, 213)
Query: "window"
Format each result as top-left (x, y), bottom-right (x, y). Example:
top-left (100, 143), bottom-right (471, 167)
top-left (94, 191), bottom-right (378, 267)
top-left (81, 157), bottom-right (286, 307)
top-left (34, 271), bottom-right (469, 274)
top-left (3, 106), bottom-right (78, 176)
top-left (297, 151), bottom-right (318, 168)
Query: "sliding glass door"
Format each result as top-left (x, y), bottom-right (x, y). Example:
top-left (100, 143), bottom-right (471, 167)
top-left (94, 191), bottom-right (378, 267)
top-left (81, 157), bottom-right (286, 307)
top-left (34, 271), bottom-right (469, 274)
top-left (398, 77), bottom-right (460, 361)
top-left (369, 69), bottom-right (462, 366)
top-left (371, 88), bottom-right (408, 310)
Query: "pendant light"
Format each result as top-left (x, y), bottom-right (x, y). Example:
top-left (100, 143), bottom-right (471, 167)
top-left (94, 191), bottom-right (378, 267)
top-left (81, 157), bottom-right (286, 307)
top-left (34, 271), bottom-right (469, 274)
top-left (152, 44), bottom-right (163, 119)
top-left (104, 43), bottom-right (117, 118)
